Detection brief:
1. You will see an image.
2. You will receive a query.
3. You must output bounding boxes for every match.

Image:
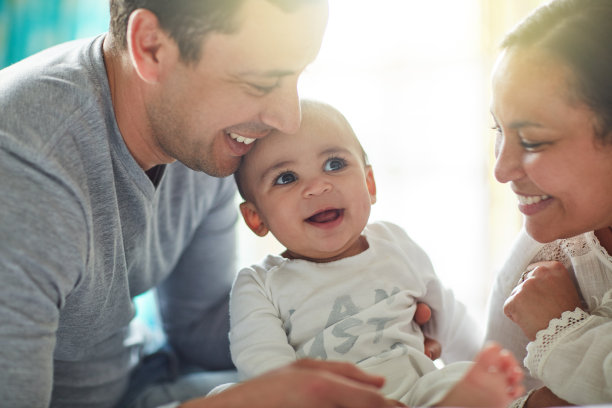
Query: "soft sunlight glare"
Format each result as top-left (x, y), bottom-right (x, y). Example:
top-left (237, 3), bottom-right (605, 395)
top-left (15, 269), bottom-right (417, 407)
top-left (237, 1), bottom-right (543, 327)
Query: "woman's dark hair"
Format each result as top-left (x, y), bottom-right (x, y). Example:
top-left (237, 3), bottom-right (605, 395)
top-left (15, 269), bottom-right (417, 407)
top-left (502, 0), bottom-right (612, 142)
top-left (109, 0), bottom-right (323, 64)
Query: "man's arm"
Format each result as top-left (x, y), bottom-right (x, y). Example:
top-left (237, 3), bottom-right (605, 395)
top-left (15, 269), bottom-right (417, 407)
top-left (182, 359), bottom-right (403, 408)
top-left (0, 147), bottom-right (87, 406)
top-left (156, 175), bottom-right (238, 369)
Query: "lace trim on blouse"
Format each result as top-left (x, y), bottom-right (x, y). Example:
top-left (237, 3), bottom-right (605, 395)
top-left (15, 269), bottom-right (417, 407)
top-left (587, 231), bottom-right (612, 264)
top-left (524, 308), bottom-right (591, 380)
top-left (533, 231), bottom-right (612, 265)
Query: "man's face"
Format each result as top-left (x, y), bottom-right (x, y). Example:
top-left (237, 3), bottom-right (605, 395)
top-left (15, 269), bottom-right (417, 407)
top-left (147, 0), bottom-right (329, 176)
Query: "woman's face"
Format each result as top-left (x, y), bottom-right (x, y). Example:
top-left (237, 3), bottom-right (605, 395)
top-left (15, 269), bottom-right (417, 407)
top-left (491, 47), bottom-right (612, 243)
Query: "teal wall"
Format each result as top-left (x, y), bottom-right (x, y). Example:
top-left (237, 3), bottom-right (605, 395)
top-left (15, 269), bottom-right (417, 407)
top-left (0, 0), bottom-right (110, 68)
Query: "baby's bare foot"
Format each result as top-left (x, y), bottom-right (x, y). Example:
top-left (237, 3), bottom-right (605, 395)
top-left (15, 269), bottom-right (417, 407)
top-left (436, 342), bottom-right (524, 407)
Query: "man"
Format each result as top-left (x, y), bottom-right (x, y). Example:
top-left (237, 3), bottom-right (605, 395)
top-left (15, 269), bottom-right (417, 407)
top-left (0, 1), bottom-right (435, 407)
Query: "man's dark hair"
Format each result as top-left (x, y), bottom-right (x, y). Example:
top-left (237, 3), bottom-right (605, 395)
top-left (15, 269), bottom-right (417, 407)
top-left (109, 0), bottom-right (323, 64)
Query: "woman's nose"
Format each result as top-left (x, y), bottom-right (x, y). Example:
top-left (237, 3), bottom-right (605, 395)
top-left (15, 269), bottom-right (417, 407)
top-left (494, 136), bottom-right (524, 184)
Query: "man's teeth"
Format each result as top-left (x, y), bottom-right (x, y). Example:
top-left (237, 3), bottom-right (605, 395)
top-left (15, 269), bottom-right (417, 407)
top-left (518, 194), bottom-right (550, 205)
top-left (230, 133), bottom-right (255, 145)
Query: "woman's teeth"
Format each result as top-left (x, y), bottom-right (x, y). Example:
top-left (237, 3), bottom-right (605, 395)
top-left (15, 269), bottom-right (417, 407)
top-left (518, 194), bottom-right (550, 205)
top-left (230, 133), bottom-right (255, 145)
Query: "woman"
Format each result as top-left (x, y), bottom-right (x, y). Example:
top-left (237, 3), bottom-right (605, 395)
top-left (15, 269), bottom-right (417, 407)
top-left (485, 0), bottom-right (612, 406)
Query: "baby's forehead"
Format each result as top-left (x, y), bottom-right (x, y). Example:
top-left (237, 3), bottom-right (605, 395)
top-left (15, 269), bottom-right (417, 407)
top-left (246, 101), bottom-right (363, 162)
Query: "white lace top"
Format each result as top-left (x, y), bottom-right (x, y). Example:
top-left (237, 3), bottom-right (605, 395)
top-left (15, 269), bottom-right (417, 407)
top-left (485, 229), bottom-right (612, 405)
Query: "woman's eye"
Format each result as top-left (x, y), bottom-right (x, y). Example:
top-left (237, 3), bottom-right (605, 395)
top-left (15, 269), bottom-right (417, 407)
top-left (274, 172), bottom-right (297, 185)
top-left (324, 158), bottom-right (346, 172)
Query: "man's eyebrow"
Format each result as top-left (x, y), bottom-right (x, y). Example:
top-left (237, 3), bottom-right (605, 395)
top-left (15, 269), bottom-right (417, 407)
top-left (238, 69), bottom-right (296, 78)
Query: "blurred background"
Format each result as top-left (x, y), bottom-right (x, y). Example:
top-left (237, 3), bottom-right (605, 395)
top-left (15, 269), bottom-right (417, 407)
top-left (1, 0), bottom-right (547, 333)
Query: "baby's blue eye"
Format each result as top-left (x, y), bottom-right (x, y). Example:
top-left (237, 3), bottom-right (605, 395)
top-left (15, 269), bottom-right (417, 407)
top-left (274, 172), bottom-right (297, 185)
top-left (324, 158), bottom-right (346, 172)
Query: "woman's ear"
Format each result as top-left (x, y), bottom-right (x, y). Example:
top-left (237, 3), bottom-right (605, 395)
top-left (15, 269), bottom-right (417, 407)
top-left (365, 165), bottom-right (377, 204)
top-left (126, 9), bottom-right (178, 83)
top-left (239, 202), bottom-right (270, 237)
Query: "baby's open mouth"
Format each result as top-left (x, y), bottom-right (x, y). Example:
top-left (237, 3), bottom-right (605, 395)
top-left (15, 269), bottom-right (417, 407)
top-left (306, 209), bottom-right (343, 224)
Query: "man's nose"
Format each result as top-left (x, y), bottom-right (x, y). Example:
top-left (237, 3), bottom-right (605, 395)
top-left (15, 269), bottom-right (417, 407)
top-left (260, 81), bottom-right (301, 135)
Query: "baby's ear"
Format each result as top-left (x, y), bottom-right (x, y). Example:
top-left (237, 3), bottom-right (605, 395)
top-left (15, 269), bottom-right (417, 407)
top-left (365, 165), bottom-right (377, 204)
top-left (239, 202), bottom-right (269, 237)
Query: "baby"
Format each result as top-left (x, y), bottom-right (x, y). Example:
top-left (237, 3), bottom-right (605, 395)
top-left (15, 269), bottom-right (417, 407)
top-left (230, 99), bottom-right (524, 406)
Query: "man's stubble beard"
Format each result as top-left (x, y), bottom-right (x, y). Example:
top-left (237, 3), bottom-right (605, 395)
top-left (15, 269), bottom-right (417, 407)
top-left (147, 101), bottom-right (240, 177)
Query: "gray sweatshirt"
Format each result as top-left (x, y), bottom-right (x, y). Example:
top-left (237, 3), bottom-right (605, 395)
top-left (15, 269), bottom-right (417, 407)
top-left (0, 35), bottom-right (237, 407)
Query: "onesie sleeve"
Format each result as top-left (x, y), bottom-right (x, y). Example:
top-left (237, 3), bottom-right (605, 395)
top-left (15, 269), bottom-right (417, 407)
top-left (0, 145), bottom-right (88, 407)
top-left (372, 221), bottom-right (481, 363)
top-left (420, 277), bottom-right (481, 363)
top-left (229, 265), bottom-right (298, 379)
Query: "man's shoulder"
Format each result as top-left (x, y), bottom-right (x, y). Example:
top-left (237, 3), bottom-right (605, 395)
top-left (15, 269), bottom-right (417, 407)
top-left (0, 36), bottom-right (113, 170)
top-left (0, 36), bottom-right (101, 99)
top-left (0, 36), bottom-right (107, 146)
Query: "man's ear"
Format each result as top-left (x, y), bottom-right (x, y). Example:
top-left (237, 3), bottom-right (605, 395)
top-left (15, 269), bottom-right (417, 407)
top-left (126, 9), bottom-right (178, 83)
top-left (365, 165), bottom-right (377, 204)
top-left (239, 202), bottom-right (270, 237)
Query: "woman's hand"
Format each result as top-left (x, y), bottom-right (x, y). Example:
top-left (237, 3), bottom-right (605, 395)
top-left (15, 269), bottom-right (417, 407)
top-left (503, 261), bottom-right (583, 340)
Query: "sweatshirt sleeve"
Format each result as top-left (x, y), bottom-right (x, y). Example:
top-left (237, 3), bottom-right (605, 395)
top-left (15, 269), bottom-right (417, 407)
top-left (157, 176), bottom-right (238, 370)
top-left (0, 145), bottom-right (88, 407)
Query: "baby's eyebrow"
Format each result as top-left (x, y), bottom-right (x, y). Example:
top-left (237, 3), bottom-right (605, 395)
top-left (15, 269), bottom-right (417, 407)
top-left (260, 160), bottom-right (294, 182)
top-left (319, 147), bottom-right (351, 157)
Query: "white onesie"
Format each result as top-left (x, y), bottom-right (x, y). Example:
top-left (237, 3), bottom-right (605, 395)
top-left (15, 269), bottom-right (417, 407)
top-left (230, 221), bottom-right (480, 406)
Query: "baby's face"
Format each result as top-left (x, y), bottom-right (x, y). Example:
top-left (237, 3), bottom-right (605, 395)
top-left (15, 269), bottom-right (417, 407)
top-left (239, 106), bottom-right (376, 262)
